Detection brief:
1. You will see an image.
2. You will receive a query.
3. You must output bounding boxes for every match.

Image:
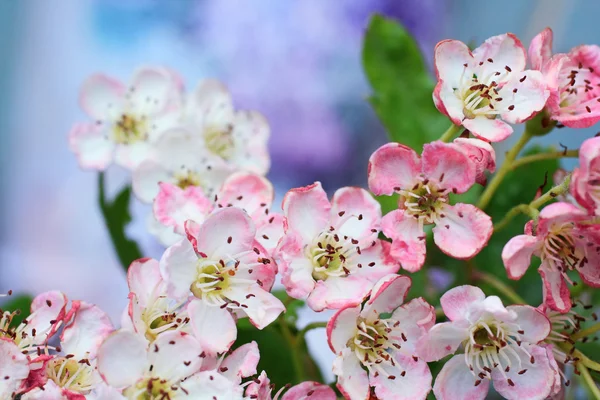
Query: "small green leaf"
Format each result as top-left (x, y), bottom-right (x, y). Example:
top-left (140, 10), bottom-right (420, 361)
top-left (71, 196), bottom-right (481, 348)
top-left (1, 294), bottom-right (33, 326)
top-left (98, 172), bottom-right (143, 271)
top-left (363, 14), bottom-right (448, 150)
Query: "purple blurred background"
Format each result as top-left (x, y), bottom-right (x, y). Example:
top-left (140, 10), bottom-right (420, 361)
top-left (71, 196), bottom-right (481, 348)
top-left (2, 0), bottom-right (600, 384)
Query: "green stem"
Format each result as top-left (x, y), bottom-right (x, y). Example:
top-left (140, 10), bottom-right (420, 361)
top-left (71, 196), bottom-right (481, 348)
top-left (511, 149), bottom-right (579, 170)
top-left (477, 129), bottom-right (534, 210)
top-left (529, 173), bottom-right (571, 210)
top-left (474, 271), bottom-right (525, 304)
top-left (439, 124), bottom-right (462, 143)
top-left (278, 318), bottom-right (304, 383)
top-left (573, 322), bottom-right (600, 342)
top-left (579, 362), bottom-right (600, 399)
top-left (493, 205), bottom-right (539, 232)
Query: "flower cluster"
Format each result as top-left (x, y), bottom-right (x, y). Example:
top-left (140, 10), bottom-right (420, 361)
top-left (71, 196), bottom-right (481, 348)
top-left (4, 26), bottom-right (600, 400)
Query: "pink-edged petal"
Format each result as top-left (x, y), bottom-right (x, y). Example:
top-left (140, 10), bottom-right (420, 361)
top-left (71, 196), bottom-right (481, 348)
top-left (79, 74), bottom-right (125, 120)
top-left (129, 66), bottom-right (182, 116)
top-left (216, 172), bottom-right (273, 217)
top-left (433, 354), bottom-right (490, 400)
top-left (362, 274), bottom-right (411, 316)
top-left (330, 187), bottom-right (381, 239)
top-left (153, 182), bottom-right (213, 234)
top-left (492, 344), bottom-right (555, 400)
top-left (188, 299), bottom-right (236, 355)
top-left (27, 291), bottom-right (68, 343)
top-left (243, 371), bottom-right (271, 399)
top-left (499, 71), bottom-right (549, 124)
top-left (368, 143), bottom-right (421, 195)
top-left (370, 355), bottom-right (432, 400)
top-left (282, 182), bottom-right (330, 241)
top-left (307, 276), bottom-right (373, 312)
top-left (391, 298), bottom-right (436, 354)
top-left (126, 258), bottom-right (163, 306)
top-left (434, 40), bottom-right (473, 85)
top-left (97, 330), bottom-right (147, 389)
top-left (61, 301), bottom-right (114, 358)
top-left (462, 117), bottom-right (513, 142)
top-left (416, 322), bottom-right (468, 362)
top-left (578, 251), bottom-right (600, 287)
top-left (332, 348), bottom-right (370, 400)
top-left (507, 305), bottom-right (551, 343)
top-left (180, 370), bottom-right (243, 399)
top-left (256, 213), bottom-right (284, 252)
top-left (0, 340), bottom-right (29, 399)
top-left (219, 342), bottom-right (260, 383)
top-left (159, 238), bottom-right (199, 299)
top-left (434, 82), bottom-right (466, 124)
top-left (278, 233), bottom-right (316, 299)
top-left (440, 285), bottom-right (485, 321)
top-left (473, 33), bottom-right (527, 81)
top-left (422, 141), bottom-right (475, 193)
top-left (536, 201), bottom-right (587, 235)
top-left (227, 285), bottom-right (284, 329)
top-left (282, 382), bottom-right (336, 400)
top-left (194, 207), bottom-right (256, 258)
top-left (381, 210), bottom-right (426, 272)
top-left (453, 137), bottom-right (496, 185)
top-left (539, 266), bottom-right (571, 313)
top-left (149, 331), bottom-right (202, 380)
top-left (68, 123), bottom-right (114, 170)
top-left (502, 235), bottom-right (540, 280)
top-left (327, 305), bottom-right (361, 354)
top-left (529, 28), bottom-right (554, 71)
top-left (433, 203), bottom-right (492, 259)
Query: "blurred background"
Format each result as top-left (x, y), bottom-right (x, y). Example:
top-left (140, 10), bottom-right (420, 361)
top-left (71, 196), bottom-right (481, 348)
top-left (1, 0), bottom-right (600, 386)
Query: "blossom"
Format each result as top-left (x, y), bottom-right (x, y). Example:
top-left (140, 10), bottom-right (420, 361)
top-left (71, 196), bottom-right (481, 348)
top-left (69, 67), bottom-right (183, 170)
top-left (529, 27), bottom-right (600, 128)
top-left (368, 141), bottom-right (493, 272)
top-left (434, 34), bottom-right (548, 141)
top-left (96, 329), bottom-right (242, 399)
top-left (200, 341), bottom-right (260, 387)
top-left (0, 291), bottom-right (68, 353)
top-left (417, 285), bottom-right (555, 400)
top-left (502, 202), bottom-right (600, 312)
top-left (21, 301), bottom-right (115, 399)
top-left (571, 136), bottom-right (600, 215)
top-left (160, 207), bottom-right (284, 330)
top-left (0, 340), bottom-right (29, 399)
top-left (245, 371), bottom-right (337, 400)
top-left (123, 258), bottom-right (237, 356)
top-left (183, 79), bottom-right (270, 175)
top-left (327, 274), bottom-right (434, 400)
top-left (277, 183), bottom-right (399, 311)
top-left (453, 137), bottom-right (496, 186)
top-left (132, 128), bottom-right (234, 204)
top-left (151, 172), bottom-right (284, 250)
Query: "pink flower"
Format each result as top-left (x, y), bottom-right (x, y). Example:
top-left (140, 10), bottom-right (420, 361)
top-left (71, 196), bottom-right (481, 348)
top-left (160, 207), bottom-right (284, 330)
top-left (416, 285), bottom-right (554, 400)
top-left (277, 183), bottom-right (399, 311)
top-left (0, 291), bottom-right (68, 353)
top-left (529, 28), bottom-right (600, 128)
top-left (69, 67), bottom-right (183, 170)
top-left (21, 301), bottom-right (115, 399)
top-left (502, 202), bottom-right (600, 312)
top-left (572, 136), bottom-right (600, 214)
top-left (368, 141), bottom-right (493, 272)
top-left (200, 341), bottom-right (260, 386)
top-left (434, 34), bottom-right (548, 142)
top-left (0, 340), bottom-right (29, 399)
top-left (151, 172), bottom-right (284, 250)
top-left (183, 79), bottom-right (271, 175)
top-left (97, 329), bottom-right (242, 398)
top-left (132, 128), bottom-right (234, 204)
top-left (327, 275), bottom-right (435, 400)
top-left (123, 258), bottom-right (237, 356)
top-left (453, 137), bottom-right (496, 186)
top-left (245, 371), bottom-right (337, 400)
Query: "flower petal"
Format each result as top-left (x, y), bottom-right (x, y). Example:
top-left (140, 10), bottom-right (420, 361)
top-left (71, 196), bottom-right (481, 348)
top-left (68, 123), bottom-right (114, 170)
top-left (502, 235), bottom-right (540, 280)
top-left (129, 66), bottom-right (183, 116)
top-left (332, 348), bottom-right (370, 400)
top-left (453, 137), bottom-right (496, 186)
top-left (228, 284), bottom-right (285, 329)
top-left (473, 33), bottom-right (526, 82)
top-left (282, 182), bottom-right (331, 241)
top-left (422, 141), bottom-right (475, 193)
top-left (97, 330), bottom-right (147, 389)
top-left (528, 28), bottom-right (554, 71)
top-left (462, 117), bottom-right (513, 142)
top-left (327, 305), bottom-right (361, 354)
top-left (216, 172), bottom-right (274, 218)
top-left (433, 354), bottom-right (490, 400)
top-left (149, 331), bottom-right (202, 381)
top-left (370, 355), bottom-right (432, 400)
top-left (434, 39), bottom-right (473, 86)
top-left (391, 298), bottom-right (436, 355)
top-left (381, 210), bottom-right (426, 272)
top-left (278, 233), bottom-right (316, 299)
top-left (362, 274), bottom-right (411, 316)
top-left (0, 340), bottom-right (29, 399)
top-left (153, 182), bottom-right (213, 234)
top-left (440, 285), bottom-right (485, 321)
top-left (79, 74), bottom-right (125, 120)
top-left (416, 322), bottom-right (468, 362)
top-left (307, 276), bottom-right (373, 312)
top-left (282, 382), bottom-right (337, 400)
top-left (219, 341), bottom-right (260, 383)
top-left (126, 258), bottom-right (163, 306)
top-left (27, 291), bottom-right (68, 344)
top-left (61, 301), bottom-right (114, 358)
top-left (507, 305), bottom-right (551, 343)
top-left (188, 300), bottom-right (236, 355)
top-left (159, 238), bottom-right (199, 300)
top-left (180, 370), bottom-right (244, 399)
top-left (193, 207), bottom-right (256, 258)
top-left (539, 266), bottom-right (571, 313)
top-left (499, 71), bottom-right (549, 124)
top-left (433, 203), bottom-right (492, 259)
top-left (330, 187), bottom-right (381, 239)
top-left (132, 160), bottom-right (171, 203)
top-left (368, 143), bottom-right (421, 195)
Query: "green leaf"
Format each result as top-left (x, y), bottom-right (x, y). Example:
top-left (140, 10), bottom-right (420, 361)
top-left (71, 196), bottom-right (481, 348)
top-left (98, 172), bottom-right (143, 271)
top-left (475, 145), bottom-right (560, 305)
top-left (363, 14), bottom-right (448, 151)
top-left (1, 294), bottom-right (33, 326)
